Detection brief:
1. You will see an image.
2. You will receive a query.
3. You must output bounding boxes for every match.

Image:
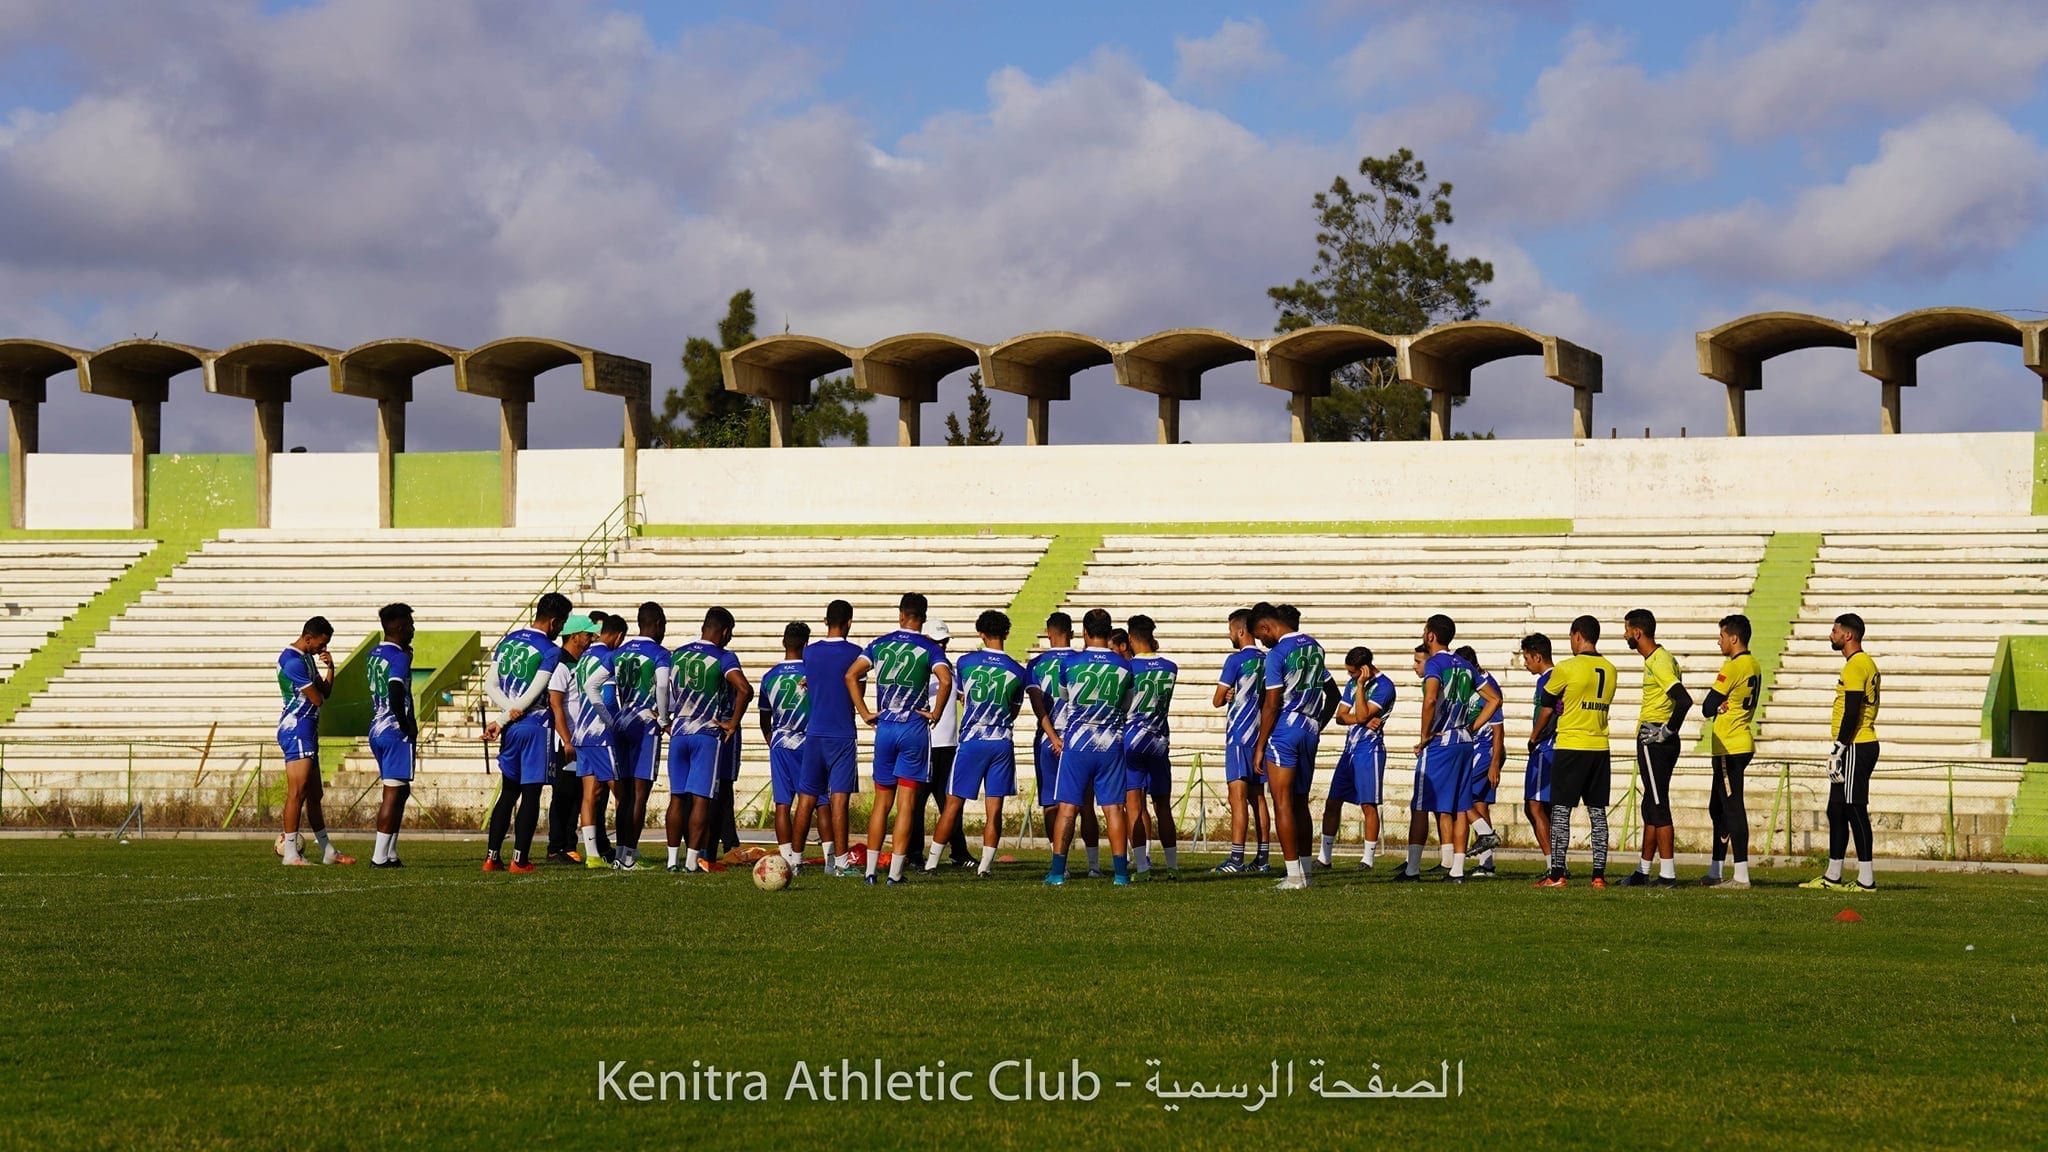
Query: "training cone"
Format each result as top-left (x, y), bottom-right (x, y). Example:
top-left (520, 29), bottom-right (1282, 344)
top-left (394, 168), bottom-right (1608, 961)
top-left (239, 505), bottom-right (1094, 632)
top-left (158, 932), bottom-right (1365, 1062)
top-left (1834, 908), bottom-right (1863, 923)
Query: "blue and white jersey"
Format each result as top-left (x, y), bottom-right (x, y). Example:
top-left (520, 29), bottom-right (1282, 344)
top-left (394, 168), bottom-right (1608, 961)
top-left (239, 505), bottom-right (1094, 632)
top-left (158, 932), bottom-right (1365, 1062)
top-left (1469, 670), bottom-right (1505, 735)
top-left (802, 637), bottom-right (862, 740)
top-left (861, 629), bottom-right (949, 724)
top-left (612, 636), bottom-right (670, 729)
top-left (1422, 650), bottom-right (1479, 743)
top-left (1531, 669), bottom-right (1558, 750)
top-left (568, 642), bottom-right (617, 746)
top-left (277, 646), bottom-right (320, 735)
top-left (758, 659), bottom-right (809, 752)
top-left (1344, 672), bottom-right (1397, 754)
top-left (1057, 647), bottom-right (1134, 753)
top-left (1125, 654), bottom-right (1178, 757)
top-left (491, 626), bottom-right (561, 731)
top-left (669, 639), bottom-right (741, 737)
top-left (366, 642), bottom-right (413, 743)
top-left (956, 648), bottom-right (1028, 745)
top-left (1263, 633), bottom-right (1327, 736)
top-left (1220, 645), bottom-right (1265, 748)
top-left (1027, 648), bottom-right (1072, 745)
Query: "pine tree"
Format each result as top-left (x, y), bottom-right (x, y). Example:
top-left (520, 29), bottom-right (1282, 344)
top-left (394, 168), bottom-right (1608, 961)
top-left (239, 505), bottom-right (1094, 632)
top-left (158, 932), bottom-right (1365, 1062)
top-left (943, 372), bottom-right (1004, 446)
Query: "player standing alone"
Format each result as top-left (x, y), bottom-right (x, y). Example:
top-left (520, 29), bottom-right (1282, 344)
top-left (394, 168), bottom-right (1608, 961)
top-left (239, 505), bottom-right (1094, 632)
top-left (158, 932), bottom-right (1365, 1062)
top-left (367, 604), bottom-right (416, 868)
top-left (1700, 614), bottom-right (1760, 889)
top-left (1803, 614), bottom-right (1882, 892)
top-left (276, 616), bottom-right (352, 866)
top-left (759, 622), bottom-right (811, 873)
top-left (1319, 647), bottom-right (1394, 869)
top-left (1622, 609), bottom-right (1691, 887)
top-left (1534, 616), bottom-right (1618, 889)
top-left (1122, 615), bottom-right (1179, 879)
top-left (850, 593), bottom-right (951, 885)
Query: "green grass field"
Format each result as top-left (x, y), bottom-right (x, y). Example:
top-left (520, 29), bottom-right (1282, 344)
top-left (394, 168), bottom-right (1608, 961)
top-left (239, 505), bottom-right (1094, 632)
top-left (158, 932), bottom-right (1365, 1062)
top-left (2, 839), bottom-right (2044, 1150)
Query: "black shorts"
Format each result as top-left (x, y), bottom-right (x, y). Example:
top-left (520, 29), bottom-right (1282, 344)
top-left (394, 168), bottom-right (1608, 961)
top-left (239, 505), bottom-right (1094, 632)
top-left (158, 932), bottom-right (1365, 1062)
top-left (1636, 734), bottom-right (1680, 826)
top-left (1551, 748), bottom-right (1612, 810)
top-left (1837, 742), bottom-right (1879, 805)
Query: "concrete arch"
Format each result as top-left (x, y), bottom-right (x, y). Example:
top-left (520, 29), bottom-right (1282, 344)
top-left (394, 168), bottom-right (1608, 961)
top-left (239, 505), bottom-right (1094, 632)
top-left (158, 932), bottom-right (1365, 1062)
top-left (1113, 329), bottom-right (1258, 443)
top-left (720, 335), bottom-right (856, 448)
top-left (204, 340), bottom-right (342, 527)
top-left (1861, 308), bottom-right (2042, 433)
top-left (79, 339), bottom-right (212, 527)
top-left (1258, 325), bottom-right (1400, 442)
top-left (979, 331), bottom-right (1112, 445)
top-left (1695, 312), bottom-right (1857, 435)
top-left (455, 337), bottom-right (653, 526)
top-left (333, 339), bottom-right (459, 527)
top-left (0, 339), bottom-right (87, 527)
top-left (851, 333), bottom-right (986, 447)
top-left (1400, 320), bottom-right (1603, 440)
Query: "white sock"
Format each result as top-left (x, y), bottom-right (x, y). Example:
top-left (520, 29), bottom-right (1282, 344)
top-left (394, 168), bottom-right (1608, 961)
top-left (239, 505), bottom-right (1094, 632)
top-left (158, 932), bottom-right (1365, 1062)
top-left (925, 841), bottom-right (943, 872)
top-left (1659, 857), bottom-right (1676, 879)
top-left (1362, 840), bottom-right (1377, 865)
top-left (980, 845), bottom-right (997, 873)
top-left (1440, 843), bottom-right (1453, 868)
top-left (1734, 861), bottom-right (1751, 884)
top-left (777, 841), bottom-right (793, 864)
top-left (684, 848), bottom-right (701, 871)
top-left (1163, 844), bottom-right (1177, 869)
top-left (667, 845), bottom-right (680, 867)
top-left (836, 854), bottom-right (852, 869)
top-left (313, 828), bottom-right (333, 851)
top-left (1708, 859), bottom-right (1724, 880)
top-left (373, 832), bottom-right (393, 864)
top-left (1479, 848), bottom-right (1495, 867)
top-left (1471, 817), bottom-right (1494, 837)
top-left (889, 852), bottom-right (905, 881)
top-left (1285, 858), bottom-right (1304, 880)
top-left (1858, 861), bottom-right (1875, 886)
top-left (1085, 845), bottom-right (1100, 871)
top-left (581, 825), bottom-right (598, 855)
top-left (1318, 834), bottom-right (1335, 865)
top-left (1405, 843), bottom-right (1423, 876)
top-left (822, 841), bottom-right (835, 866)
top-left (866, 852), bottom-right (878, 878)
top-left (1636, 859), bottom-right (1651, 875)
top-left (1450, 852), bottom-right (1466, 878)
top-left (1825, 858), bottom-right (1843, 881)
top-left (282, 833), bottom-right (303, 862)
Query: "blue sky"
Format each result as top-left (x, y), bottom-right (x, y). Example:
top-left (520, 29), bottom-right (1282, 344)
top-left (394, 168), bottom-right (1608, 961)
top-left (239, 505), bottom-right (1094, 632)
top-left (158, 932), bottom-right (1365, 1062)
top-left (4, 0), bottom-right (2047, 452)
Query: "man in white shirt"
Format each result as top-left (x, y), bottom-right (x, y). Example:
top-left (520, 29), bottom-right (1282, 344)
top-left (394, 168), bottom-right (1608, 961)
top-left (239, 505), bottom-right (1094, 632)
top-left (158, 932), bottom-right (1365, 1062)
top-left (908, 619), bottom-right (974, 869)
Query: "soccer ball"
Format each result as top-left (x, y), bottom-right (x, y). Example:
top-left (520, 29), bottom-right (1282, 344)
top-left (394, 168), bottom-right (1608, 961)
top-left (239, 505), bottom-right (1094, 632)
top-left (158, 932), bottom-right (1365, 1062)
top-left (752, 854), bottom-right (792, 891)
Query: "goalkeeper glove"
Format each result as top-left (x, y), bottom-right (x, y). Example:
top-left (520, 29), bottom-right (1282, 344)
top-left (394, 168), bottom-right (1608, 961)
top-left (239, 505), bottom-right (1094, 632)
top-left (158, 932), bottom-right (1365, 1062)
top-left (1827, 742), bottom-right (1848, 783)
top-left (1639, 723), bottom-right (1672, 744)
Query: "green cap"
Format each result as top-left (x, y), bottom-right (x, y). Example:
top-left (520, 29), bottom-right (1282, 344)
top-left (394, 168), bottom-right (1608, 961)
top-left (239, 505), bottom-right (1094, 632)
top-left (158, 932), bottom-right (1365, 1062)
top-left (560, 614), bottom-right (600, 637)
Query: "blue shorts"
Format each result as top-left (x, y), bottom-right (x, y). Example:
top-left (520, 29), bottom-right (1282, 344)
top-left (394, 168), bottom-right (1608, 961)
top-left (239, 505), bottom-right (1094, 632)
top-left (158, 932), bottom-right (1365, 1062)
top-left (1034, 739), bottom-right (1058, 807)
top-left (1463, 735), bottom-right (1499, 808)
top-left (1124, 749), bottom-right (1172, 799)
top-left (1525, 744), bottom-right (1555, 804)
top-left (1265, 725), bottom-right (1319, 796)
top-left (1328, 737), bottom-right (1385, 806)
top-left (801, 735), bottom-right (857, 797)
top-left (369, 733), bottom-right (414, 782)
top-left (615, 723), bottom-right (659, 783)
top-left (278, 723), bottom-right (318, 764)
top-left (576, 742), bottom-right (617, 782)
top-left (872, 721), bottom-right (930, 788)
top-left (497, 719), bottom-right (551, 786)
top-left (670, 731), bottom-right (722, 799)
top-left (1224, 738), bottom-right (1257, 785)
top-left (1412, 738), bottom-right (1471, 814)
top-left (951, 741), bottom-right (1016, 801)
top-left (769, 745), bottom-right (803, 807)
top-left (1055, 743), bottom-right (1122, 808)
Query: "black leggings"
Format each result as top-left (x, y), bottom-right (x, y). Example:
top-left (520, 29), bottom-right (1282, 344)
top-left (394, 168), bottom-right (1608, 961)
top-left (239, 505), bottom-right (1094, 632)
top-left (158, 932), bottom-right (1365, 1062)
top-left (488, 781), bottom-right (545, 860)
top-left (1709, 753), bottom-right (1752, 863)
top-left (1828, 742), bottom-right (1880, 861)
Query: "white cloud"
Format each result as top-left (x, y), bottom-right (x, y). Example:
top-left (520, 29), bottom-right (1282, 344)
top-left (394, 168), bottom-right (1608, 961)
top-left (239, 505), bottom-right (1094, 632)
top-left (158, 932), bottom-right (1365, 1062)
top-left (1172, 17), bottom-right (1282, 93)
top-left (1625, 105), bottom-right (2048, 281)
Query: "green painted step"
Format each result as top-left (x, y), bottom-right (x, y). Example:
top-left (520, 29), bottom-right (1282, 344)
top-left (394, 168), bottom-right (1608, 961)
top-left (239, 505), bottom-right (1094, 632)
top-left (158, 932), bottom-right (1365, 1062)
top-left (1698, 531), bottom-right (1821, 751)
top-left (2007, 763), bottom-right (2048, 858)
top-left (1003, 531), bottom-right (1103, 660)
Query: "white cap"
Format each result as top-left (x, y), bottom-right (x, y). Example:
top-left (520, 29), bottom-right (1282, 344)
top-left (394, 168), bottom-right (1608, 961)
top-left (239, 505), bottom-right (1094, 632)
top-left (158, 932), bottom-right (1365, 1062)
top-left (924, 619), bottom-right (950, 642)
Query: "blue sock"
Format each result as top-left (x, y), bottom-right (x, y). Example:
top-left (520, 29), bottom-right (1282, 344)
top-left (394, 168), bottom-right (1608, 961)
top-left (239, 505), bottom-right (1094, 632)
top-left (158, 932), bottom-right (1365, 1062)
top-left (1113, 854), bottom-right (1129, 880)
top-left (1048, 853), bottom-right (1067, 878)
top-left (1228, 844), bottom-right (1244, 864)
top-left (1253, 842), bottom-right (1269, 864)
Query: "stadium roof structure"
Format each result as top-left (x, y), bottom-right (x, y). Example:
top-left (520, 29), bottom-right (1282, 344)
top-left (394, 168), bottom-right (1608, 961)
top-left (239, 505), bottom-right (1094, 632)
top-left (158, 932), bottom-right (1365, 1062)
top-left (852, 333), bottom-right (985, 448)
top-left (77, 339), bottom-right (212, 527)
top-left (331, 339), bottom-right (460, 527)
top-left (1698, 308), bottom-right (2048, 434)
top-left (979, 331), bottom-right (1113, 445)
top-left (204, 340), bottom-right (343, 527)
top-left (0, 339), bottom-right (88, 528)
top-left (1399, 320), bottom-right (1602, 440)
top-left (720, 335), bottom-right (857, 448)
top-left (453, 337), bottom-right (654, 526)
top-left (1259, 325), bottom-right (1401, 441)
top-left (1114, 329), bottom-right (1258, 444)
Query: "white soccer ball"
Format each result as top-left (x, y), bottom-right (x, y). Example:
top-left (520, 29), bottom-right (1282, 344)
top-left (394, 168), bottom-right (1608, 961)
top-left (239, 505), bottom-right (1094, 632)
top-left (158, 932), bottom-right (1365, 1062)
top-left (752, 854), bottom-right (792, 891)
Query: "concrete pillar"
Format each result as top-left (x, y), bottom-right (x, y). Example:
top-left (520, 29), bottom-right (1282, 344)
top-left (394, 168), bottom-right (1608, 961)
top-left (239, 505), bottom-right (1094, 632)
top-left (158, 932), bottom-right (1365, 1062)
top-left (130, 400), bottom-right (161, 530)
top-left (499, 399), bottom-right (527, 528)
top-left (622, 395), bottom-right (651, 516)
top-left (1573, 387), bottom-right (1594, 440)
top-left (897, 397), bottom-right (920, 447)
top-left (2041, 377), bottom-right (2047, 433)
top-left (375, 397), bottom-right (405, 530)
top-left (1157, 395), bottom-right (1180, 444)
top-left (1880, 382), bottom-right (1902, 434)
top-left (766, 398), bottom-right (794, 448)
top-left (1026, 397), bottom-right (1050, 446)
top-left (7, 399), bottom-right (37, 530)
top-left (253, 396), bottom-right (284, 528)
top-left (1290, 394), bottom-right (1310, 443)
top-left (1725, 384), bottom-right (1747, 437)
top-left (1428, 390), bottom-right (1452, 441)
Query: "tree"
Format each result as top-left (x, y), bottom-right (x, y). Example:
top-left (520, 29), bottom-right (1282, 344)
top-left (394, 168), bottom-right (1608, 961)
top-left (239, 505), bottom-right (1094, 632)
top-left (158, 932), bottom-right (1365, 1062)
top-left (651, 289), bottom-right (870, 448)
top-left (1267, 148), bottom-right (1494, 441)
top-left (943, 372), bottom-right (1004, 446)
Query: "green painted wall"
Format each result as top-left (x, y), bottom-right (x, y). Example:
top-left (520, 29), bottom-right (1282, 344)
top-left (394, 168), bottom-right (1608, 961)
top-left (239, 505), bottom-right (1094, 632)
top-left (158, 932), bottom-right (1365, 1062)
top-left (2034, 432), bottom-right (2048, 516)
top-left (393, 452), bottom-right (500, 528)
top-left (146, 454), bottom-right (256, 533)
top-left (0, 537), bottom-right (191, 723)
top-left (638, 519), bottom-right (1574, 538)
top-left (2008, 764), bottom-right (2048, 858)
top-left (1981, 636), bottom-right (2048, 756)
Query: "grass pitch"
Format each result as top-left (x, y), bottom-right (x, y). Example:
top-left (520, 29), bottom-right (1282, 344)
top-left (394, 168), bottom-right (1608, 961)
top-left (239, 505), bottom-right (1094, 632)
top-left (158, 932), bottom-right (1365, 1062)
top-left (2, 839), bottom-right (2044, 1151)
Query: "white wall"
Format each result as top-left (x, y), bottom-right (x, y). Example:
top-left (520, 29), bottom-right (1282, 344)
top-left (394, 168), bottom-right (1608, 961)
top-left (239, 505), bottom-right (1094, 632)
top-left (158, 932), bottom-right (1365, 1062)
top-left (271, 452), bottom-right (379, 529)
top-left (23, 454), bottom-right (131, 529)
top-left (516, 449), bottom-right (626, 527)
top-left (639, 432), bottom-right (2039, 525)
